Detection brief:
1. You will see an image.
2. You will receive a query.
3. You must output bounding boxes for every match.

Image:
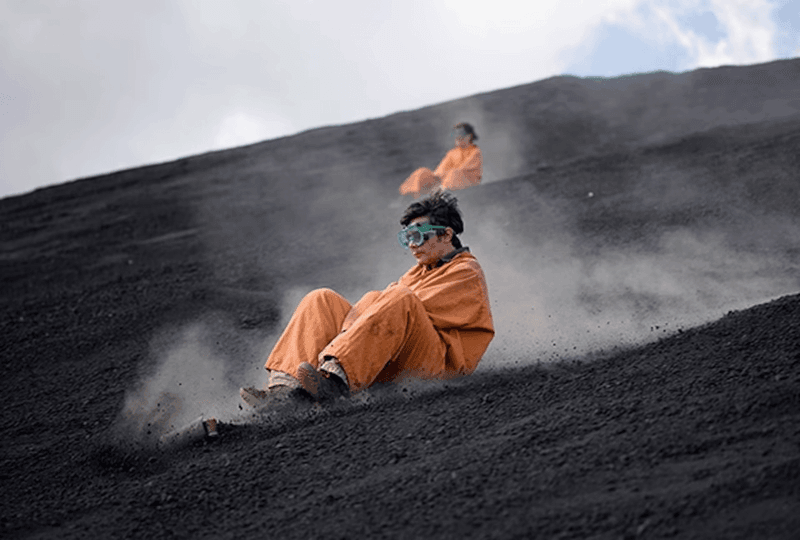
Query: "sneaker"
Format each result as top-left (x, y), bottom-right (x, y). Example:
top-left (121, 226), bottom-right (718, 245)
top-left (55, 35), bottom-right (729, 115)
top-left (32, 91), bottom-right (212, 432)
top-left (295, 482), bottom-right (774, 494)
top-left (297, 362), bottom-right (350, 402)
top-left (239, 385), bottom-right (308, 410)
top-left (239, 386), bottom-right (270, 408)
top-left (204, 417), bottom-right (219, 438)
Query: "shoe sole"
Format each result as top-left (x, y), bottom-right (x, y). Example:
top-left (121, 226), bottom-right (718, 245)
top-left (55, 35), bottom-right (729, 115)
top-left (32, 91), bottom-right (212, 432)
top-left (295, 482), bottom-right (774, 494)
top-left (159, 416), bottom-right (220, 449)
top-left (297, 362), bottom-right (349, 402)
top-left (297, 363), bottom-right (323, 399)
top-left (240, 387), bottom-right (268, 408)
top-left (240, 386), bottom-right (313, 413)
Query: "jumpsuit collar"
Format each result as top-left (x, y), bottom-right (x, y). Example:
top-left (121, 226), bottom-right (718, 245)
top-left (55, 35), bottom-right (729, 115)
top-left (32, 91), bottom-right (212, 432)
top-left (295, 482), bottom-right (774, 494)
top-left (427, 247), bottom-right (470, 270)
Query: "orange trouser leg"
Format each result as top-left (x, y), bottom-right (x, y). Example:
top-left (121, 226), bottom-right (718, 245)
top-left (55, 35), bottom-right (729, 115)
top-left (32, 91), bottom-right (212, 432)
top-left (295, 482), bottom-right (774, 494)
top-left (264, 288), bottom-right (352, 379)
top-left (341, 290), bottom-right (381, 330)
top-left (320, 286), bottom-right (447, 392)
top-left (399, 168), bottom-right (441, 197)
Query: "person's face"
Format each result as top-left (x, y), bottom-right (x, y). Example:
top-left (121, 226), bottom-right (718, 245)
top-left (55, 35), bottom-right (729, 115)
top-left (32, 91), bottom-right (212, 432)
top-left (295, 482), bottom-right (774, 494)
top-left (407, 216), bottom-right (454, 266)
top-left (455, 133), bottom-right (471, 148)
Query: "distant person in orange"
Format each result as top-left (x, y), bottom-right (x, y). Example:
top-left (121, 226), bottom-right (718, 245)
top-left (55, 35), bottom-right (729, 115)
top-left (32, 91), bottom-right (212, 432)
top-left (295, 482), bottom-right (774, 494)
top-left (399, 123), bottom-right (483, 198)
top-left (240, 191), bottom-right (494, 408)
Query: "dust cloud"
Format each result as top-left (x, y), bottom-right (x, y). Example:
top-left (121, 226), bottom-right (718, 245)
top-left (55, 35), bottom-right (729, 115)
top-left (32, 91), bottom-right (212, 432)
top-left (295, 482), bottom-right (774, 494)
top-left (116, 315), bottom-right (274, 443)
top-left (211, 103), bottom-right (798, 376)
top-left (119, 94), bottom-right (799, 426)
top-left (465, 182), bottom-right (800, 369)
top-left (115, 282), bottom-right (342, 444)
top-left (471, 220), bottom-right (799, 369)
top-left (445, 101), bottom-right (800, 369)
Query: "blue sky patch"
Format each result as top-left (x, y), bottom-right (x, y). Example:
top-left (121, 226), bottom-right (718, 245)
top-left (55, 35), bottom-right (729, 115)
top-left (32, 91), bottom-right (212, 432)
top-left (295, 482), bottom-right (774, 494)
top-left (565, 23), bottom-right (690, 77)
top-left (676, 10), bottom-right (725, 43)
top-left (774, 0), bottom-right (800, 57)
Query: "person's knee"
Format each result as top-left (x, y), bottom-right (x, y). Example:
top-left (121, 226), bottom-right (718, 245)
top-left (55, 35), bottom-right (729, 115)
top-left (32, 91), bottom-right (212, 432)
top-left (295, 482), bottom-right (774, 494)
top-left (381, 286), bottom-right (422, 310)
top-left (299, 288), bottom-right (340, 309)
top-left (307, 287), bottom-right (337, 299)
top-left (384, 285), bottom-right (413, 298)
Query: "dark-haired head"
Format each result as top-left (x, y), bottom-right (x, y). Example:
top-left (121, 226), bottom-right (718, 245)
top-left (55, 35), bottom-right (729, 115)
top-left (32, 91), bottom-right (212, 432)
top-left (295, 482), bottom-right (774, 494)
top-left (401, 190), bottom-right (464, 249)
top-left (454, 122), bottom-right (478, 142)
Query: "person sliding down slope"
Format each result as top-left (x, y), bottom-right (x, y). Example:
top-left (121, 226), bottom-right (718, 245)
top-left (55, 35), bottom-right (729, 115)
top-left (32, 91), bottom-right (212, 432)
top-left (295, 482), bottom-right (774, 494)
top-left (399, 123), bottom-right (483, 198)
top-left (240, 190), bottom-right (494, 408)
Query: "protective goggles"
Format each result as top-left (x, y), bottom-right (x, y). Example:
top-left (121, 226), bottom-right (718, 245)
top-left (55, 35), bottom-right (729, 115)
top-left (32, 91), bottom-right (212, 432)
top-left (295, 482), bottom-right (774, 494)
top-left (397, 223), bottom-right (447, 249)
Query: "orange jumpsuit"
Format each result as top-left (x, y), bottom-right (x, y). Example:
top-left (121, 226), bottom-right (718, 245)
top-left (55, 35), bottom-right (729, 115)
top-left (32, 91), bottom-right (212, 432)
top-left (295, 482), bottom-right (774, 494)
top-left (399, 145), bottom-right (483, 197)
top-left (265, 251), bottom-right (494, 392)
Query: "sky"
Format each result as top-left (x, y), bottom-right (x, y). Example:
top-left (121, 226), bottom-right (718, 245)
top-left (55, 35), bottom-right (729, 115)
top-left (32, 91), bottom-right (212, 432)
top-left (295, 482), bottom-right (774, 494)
top-left (1, 0), bottom-right (798, 199)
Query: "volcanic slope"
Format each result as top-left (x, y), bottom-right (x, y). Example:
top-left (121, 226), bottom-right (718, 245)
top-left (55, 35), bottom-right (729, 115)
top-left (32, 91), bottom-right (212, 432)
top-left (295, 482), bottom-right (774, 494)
top-left (1, 58), bottom-right (800, 538)
top-left (3, 292), bottom-right (799, 540)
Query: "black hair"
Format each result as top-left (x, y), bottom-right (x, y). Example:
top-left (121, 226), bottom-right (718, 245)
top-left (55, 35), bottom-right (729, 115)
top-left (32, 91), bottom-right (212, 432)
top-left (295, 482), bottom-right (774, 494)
top-left (400, 190), bottom-right (464, 249)
top-left (454, 122), bottom-right (478, 142)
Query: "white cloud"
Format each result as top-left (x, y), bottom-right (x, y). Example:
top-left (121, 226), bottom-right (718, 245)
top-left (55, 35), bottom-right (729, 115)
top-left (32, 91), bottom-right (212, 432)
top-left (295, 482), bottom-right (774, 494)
top-left (614, 0), bottom-right (778, 70)
top-left (427, 0), bottom-right (644, 87)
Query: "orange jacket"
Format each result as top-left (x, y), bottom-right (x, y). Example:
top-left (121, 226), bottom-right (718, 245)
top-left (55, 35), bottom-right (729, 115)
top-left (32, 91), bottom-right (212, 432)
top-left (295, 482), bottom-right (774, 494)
top-left (390, 250), bottom-right (494, 376)
top-left (434, 145), bottom-right (483, 189)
